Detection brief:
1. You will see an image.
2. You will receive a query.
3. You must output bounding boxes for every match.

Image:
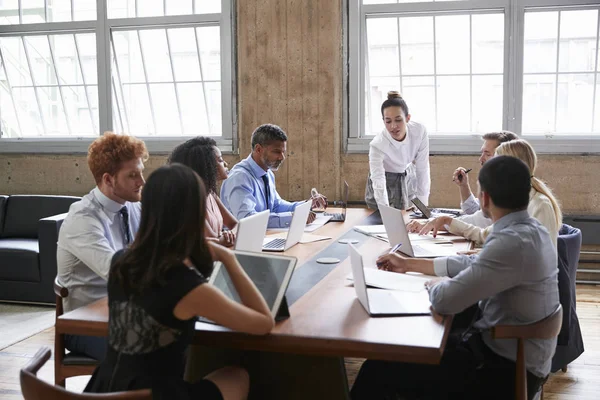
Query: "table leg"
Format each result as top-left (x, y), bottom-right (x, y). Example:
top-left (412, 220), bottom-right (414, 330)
top-left (185, 345), bottom-right (350, 400)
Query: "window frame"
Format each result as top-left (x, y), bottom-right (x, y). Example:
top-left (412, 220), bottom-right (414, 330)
top-left (0, 0), bottom-right (236, 154)
top-left (347, 0), bottom-right (600, 154)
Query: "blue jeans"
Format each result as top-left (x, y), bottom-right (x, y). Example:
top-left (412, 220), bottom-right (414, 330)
top-left (64, 334), bottom-right (107, 361)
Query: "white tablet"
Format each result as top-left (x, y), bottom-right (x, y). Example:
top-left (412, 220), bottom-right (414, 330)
top-left (208, 250), bottom-right (297, 318)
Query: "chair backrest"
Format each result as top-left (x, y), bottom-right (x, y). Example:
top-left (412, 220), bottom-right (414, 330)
top-left (491, 304), bottom-right (563, 400)
top-left (556, 224), bottom-right (582, 345)
top-left (21, 347), bottom-right (152, 400)
top-left (0, 195), bottom-right (9, 235)
top-left (54, 277), bottom-right (69, 318)
top-left (2, 195), bottom-right (80, 239)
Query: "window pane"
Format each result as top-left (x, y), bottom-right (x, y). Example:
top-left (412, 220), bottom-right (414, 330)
top-left (472, 75), bottom-right (503, 133)
top-left (76, 34), bottom-right (98, 84)
top-left (62, 86), bottom-right (95, 136)
top-left (402, 76), bottom-right (435, 132)
top-left (149, 83), bottom-right (181, 135)
top-left (558, 10), bottom-right (598, 73)
top-left (139, 30), bottom-right (173, 83)
top-left (1, 37), bottom-right (33, 87)
top-left (367, 77), bottom-right (400, 135)
top-left (168, 28), bottom-right (202, 81)
top-left (472, 14), bottom-right (504, 74)
top-left (21, 0), bottom-right (45, 24)
top-left (399, 16), bottom-right (434, 75)
top-left (436, 15), bottom-right (470, 75)
top-left (0, 0), bottom-right (19, 24)
top-left (37, 86), bottom-right (69, 135)
top-left (556, 74), bottom-right (594, 133)
top-left (122, 84), bottom-right (154, 135)
top-left (47, 0), bottom-right (72, 22)
top-left (367, 18), bottom-right (399, 78)
top-left (196, 27), bottom-right (221, 81)
top-left (524, 12), bottom-right (559, 73)
top-left (437, 76), bottom-right (470, 132)
top-left (595, 74), bottom-right (600, 132)
top-left (178, 83), bottom-right (210, 135)
top-left (87, 85), bottom-right (99, 134)
top-left (0, 85), bottom-right (20, 138)
top-left (137, 0), bottom-right (164, 18)
top-left (167, 0), bottom-right (192, 16)
top-left (73, 0), bottom-right (96, 21)
top-left (13, 87), bottom-right (44, 136)
top-left (112, 31), bottom-right (146, 84)
top-left (204, 82), bottom-right (222, 135)
top-left (107, 0), bottom-right (135, 19)
top-left (522, 74), bottom-right (556, 134)
top-left (195, 0), bottom-right (221, 14)
top-left (52, 35), bottom-right (83, 85)
top-left (24, 36), bottom-right (58, 86)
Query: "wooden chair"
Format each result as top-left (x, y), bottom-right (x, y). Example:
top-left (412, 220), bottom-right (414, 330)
top-left (20, 346), bottom-right (152, 400)
top-left (54, 277), bottom-right (98, 386)
top-left (491, 304), bottom-right (563, 400)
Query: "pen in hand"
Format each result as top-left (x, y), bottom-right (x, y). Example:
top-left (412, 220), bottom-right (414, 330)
top-left (457, 168), bottom-right (472, 182)
top-left (376, 243), bottom-right (402, 267)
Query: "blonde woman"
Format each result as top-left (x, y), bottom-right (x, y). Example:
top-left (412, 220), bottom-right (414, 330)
top-left (409, 139), bottom-right (562, 246)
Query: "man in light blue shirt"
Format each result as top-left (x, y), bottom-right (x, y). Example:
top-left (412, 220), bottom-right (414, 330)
top-left (57, 133), bottom-right (148, 361)
top-left (221, 124), bottom-right (325, 228)
top-left (352, 156), bottom-right (559, 400)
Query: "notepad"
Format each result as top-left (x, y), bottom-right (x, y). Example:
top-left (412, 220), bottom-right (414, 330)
top-left (346, 268), bottom-right (433, 293)
top-left (354, 225), bottom-right (387, 235)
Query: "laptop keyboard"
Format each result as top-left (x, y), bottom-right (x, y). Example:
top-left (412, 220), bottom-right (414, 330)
top-left (263, 238), bottom-right (286, 249)
top-left (324, 212), bottom-right (344, 219)
top-left (433, 208), bottom-right (461, 216)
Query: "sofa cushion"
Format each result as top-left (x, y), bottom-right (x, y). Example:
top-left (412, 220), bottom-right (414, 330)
top-left (2, 195), bottom-right (80, 239)
top-left (0, 239), bottom-right (40, 282)
top-left (0, 195), bottom-right (8, 236)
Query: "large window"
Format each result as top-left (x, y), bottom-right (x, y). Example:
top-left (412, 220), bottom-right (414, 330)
top-left (0, 0), bottom-right (234, 153)
top-left (349, 0), bottom-right (600, 153)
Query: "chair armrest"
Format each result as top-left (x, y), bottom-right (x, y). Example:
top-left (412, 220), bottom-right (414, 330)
top-left (492, 305), bottom-right (563, 340)
top-left (23, 346), bottom-right (51, 375)
top-left (38, 213), bottom-right (68, 303)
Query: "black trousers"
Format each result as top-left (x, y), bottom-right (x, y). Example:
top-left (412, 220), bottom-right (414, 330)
top-left (65, 334), bottom-right (107, 361)
top-left (350, 332), bottom-right (545, 400)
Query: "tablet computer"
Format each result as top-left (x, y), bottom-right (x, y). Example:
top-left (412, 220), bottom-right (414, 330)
top-left (208, 250), bottom-right (297, 318)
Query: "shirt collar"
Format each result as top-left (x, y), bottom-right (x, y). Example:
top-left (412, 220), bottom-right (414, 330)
top-left (492, 209), bottom-right (530, 232)
top-left (246, 154), bottom-right (268, 178)
top-left (93, 187), bottom-right (126, 214)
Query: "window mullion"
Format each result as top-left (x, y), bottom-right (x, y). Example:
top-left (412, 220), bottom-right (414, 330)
top-left (592, 9), bottom-right (600, 131)
top-left (432, 16), bottom-right (439, 132)
top-left (136, 31), bottom-right (158, 135)
top-left (47, 35), bottom-right (73, 135)
top-left (469, 14), bottom-right (473, 132)
top-left (553, 10), bottom-right (561, 133)
top-left (164, 29), bottom-right (185, 135)
top-left (97, 0), bottom-right (112, 135)
top-left (194, 27), bottom-right (212, 134)
top-left (21, 37), bottom-right (48, 135)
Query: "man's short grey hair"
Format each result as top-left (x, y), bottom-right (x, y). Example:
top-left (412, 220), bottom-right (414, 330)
top-left (482, 131), bottom-right (518, 144)
top-left (251, 124), bottom-right (288, 149)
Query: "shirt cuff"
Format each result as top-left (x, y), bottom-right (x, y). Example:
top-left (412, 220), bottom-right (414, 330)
top-left (433, 257), bottom-right (449, 277)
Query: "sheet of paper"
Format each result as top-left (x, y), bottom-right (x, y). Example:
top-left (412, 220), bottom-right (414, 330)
top-left (304, 214), bottom-right (332, 232)
top-left (347, 268), bottom-right (433, 292)
top-left (354, 225), bottom-right (386, 235)
top-left (266, 232), bottom-right (332, 244)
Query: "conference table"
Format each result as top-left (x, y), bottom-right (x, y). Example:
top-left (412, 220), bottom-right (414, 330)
top-left (56, 208), bottom-right (470, 399)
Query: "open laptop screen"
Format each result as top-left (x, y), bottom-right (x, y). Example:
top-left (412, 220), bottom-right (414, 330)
top-left (209, 251), bottom-right (297, 317)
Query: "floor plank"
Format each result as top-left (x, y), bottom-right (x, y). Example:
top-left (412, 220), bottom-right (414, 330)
top-left (2, 284), bottom-right (599, 399)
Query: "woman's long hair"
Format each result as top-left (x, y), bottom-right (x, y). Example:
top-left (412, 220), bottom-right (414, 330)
top-left (168, 137), bottom-right (219, 194)
top-left (495, 139), bottom-right (563, 227)
top-left (111, 163), bottom-right (213, 295)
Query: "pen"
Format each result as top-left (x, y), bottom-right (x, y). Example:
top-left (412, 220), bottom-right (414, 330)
top-left (457, 168), bottom-right (472, 182)
top-left (376, 243), bottom-right (402, 266)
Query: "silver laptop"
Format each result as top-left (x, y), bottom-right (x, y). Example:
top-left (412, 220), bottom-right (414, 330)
top-left (411, 197), bottom-right (461, 218)
top-left (324, 181), bottom-right (349, 222)
top-left (234, 210), bottom-right (270, 252)
top-left (379, 203), bottom-right (462, 258)
top-left (262, 201), bottom-right (312, 252)
top-left (349, 244), bottom-right (430, 316)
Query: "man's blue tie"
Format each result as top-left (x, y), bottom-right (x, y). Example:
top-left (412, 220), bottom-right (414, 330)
top-left (119, 206), bottom-right (131, 245)
top-left (261, 174), bottom-right (270, 207)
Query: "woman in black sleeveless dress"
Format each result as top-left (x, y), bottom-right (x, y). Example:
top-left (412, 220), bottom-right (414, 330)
top-left (85, 163), bottom-right (275, 400)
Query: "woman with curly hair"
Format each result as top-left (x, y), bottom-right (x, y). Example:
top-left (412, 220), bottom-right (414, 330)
top-left (169, 137), bottom-right (238, 247)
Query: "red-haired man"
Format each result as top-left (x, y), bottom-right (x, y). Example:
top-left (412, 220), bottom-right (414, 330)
top-left (57, 132), bottom-right (148, 360)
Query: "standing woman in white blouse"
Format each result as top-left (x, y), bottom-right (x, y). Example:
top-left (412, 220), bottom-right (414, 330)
top-left (365, 91), bottom-right (430, 210)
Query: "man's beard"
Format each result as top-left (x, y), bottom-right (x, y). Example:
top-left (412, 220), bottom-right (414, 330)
top-left (264, 158), bottom-right (282, 171)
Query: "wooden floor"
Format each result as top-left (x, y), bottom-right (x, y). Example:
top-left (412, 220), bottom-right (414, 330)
top-left (1, 285), bottom-right (599, 399)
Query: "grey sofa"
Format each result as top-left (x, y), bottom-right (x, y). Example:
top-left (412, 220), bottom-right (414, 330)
top-left (0, 195), bottom-right (80, 304)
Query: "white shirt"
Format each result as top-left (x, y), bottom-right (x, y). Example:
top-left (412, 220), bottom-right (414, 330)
top-left (368, 121), bottom-right (430, 206)
top-left (57, 188), bottom-right (141, 312)
top-left (456, 208), bottom-right (493, 229)
top-left (461, 193), bottom-right (481, 215)
top-left (448, 189), bottom-right (560, 247)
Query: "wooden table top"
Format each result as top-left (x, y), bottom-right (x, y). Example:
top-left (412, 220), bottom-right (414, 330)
top-left (56, 208), bottom-right (455, 364)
